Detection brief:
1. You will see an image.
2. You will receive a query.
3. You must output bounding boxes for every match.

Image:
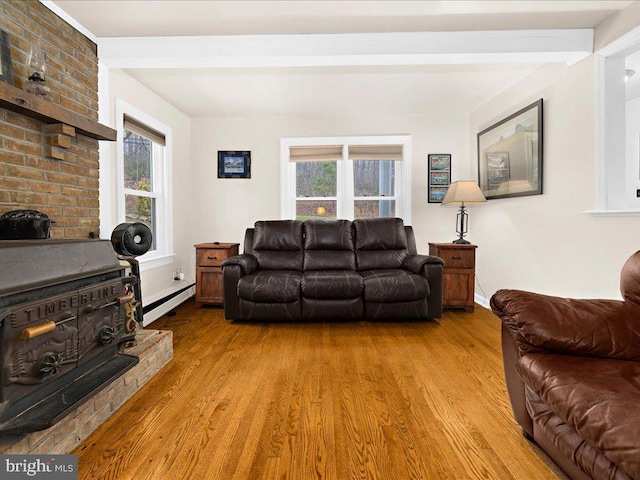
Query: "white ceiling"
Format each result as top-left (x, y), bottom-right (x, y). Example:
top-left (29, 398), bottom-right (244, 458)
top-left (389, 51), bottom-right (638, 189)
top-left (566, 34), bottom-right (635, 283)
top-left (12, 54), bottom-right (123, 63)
top-left (123, 64), bottom-right (545, 117)
top-left (49, 0), bottom-right (635, 117)
top-left (51, 1), bottom-right (633, 37)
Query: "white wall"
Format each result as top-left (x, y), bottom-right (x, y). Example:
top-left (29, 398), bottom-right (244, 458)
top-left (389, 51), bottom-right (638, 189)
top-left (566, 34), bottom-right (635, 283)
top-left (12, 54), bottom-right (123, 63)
top-left (191, 113), bottom-right (470, 253)
top-left (105, 0), bottom-right (640, 308)
top-left (470, 57), bottom-right (640, 301)
top-left (105, 69), bottom-right (194, 311)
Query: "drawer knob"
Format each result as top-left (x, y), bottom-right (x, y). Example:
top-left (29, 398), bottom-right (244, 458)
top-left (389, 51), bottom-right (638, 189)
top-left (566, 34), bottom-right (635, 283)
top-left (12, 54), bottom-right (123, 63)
top-left (207, 256), bottom-right (218, 260)
top-left (452, 256), bottom-right (462, 260)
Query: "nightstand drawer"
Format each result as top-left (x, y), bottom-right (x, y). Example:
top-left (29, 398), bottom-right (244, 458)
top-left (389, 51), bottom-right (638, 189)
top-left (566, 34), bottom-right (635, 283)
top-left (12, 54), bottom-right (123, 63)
top-left (436, 247), bottom-right (475, 269)
top-left (196, 248), bottom-right (232, 267)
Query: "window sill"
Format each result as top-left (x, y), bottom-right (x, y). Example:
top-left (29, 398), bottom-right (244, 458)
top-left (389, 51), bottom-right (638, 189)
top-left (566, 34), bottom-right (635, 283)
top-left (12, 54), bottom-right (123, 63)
top-left (583, 209), bottom-right (640, 217)
top-left (137, 252), bottom-right (176, 272)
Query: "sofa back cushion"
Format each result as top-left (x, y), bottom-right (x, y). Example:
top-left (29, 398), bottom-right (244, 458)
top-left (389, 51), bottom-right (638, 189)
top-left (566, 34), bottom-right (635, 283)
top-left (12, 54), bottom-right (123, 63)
top-left (353, 218), bottom-right (409, 270)
top-left (252, 220), bottom-right (304, 270)
top-left (303, 220), bottom-right (356, 271)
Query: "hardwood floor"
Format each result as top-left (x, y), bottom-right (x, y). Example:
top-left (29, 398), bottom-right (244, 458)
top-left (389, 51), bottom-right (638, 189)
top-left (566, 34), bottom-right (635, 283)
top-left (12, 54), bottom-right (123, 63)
top-left (73, 301), bottom-right (563, 480)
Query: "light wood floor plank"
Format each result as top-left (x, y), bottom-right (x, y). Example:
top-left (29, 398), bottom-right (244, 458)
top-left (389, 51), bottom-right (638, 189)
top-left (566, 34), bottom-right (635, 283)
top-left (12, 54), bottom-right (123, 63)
top-left (74, 300), bottom-right (564, 480)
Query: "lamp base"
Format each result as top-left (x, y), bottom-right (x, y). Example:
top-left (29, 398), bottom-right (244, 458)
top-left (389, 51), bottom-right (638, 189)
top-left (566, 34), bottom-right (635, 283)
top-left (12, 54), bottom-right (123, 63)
top-left (452, 238), bottom-right (471, 244)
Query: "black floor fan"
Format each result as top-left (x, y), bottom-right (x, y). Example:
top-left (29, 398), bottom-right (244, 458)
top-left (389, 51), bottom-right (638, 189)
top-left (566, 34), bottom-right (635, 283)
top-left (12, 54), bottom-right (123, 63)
top-left (111, 222), bottom-right (153, 327)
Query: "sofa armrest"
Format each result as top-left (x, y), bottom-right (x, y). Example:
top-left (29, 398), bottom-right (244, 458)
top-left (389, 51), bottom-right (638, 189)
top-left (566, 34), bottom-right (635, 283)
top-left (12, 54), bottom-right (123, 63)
top-left (220, 254), bottom-right (258, 275)
top-left (425, 263), bottom-right (444, 319)
top-left (491, 289), bottom-right (640, 360)
top-left (402, 255), bottom-right (444, 318)
top-left (220, 254), bottom-right (257, 320)
top-left (402, 254), bottom-right (444, 274)
top-left (221, 264), bottom-right (242, 320)
top-left (402, 254), bottom-right (444, 318)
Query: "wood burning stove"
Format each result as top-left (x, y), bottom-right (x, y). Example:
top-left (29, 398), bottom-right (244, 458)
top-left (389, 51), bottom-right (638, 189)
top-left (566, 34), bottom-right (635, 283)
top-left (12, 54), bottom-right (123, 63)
top-left (0, 239), bottom-right (140, 434)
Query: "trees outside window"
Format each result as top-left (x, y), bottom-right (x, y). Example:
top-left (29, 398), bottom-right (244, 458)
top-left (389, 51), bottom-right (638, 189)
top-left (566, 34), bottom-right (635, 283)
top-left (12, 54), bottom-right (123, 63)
top-left (123, 130), bottom-right (156, 249)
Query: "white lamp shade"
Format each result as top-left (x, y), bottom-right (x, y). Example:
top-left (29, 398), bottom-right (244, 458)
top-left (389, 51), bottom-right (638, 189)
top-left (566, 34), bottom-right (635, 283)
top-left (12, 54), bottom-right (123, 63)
top-left (441, 181), bottom-right (487, 206)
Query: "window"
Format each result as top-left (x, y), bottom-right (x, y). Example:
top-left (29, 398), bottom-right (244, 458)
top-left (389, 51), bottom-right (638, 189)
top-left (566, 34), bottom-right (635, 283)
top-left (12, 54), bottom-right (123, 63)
top-left (116, 99), bottom-right (173, 269)
top-left (351, 145), bottom-right (399, 219)
top-left (292, 145), bottom-right (340, 219)
top-left (281, 136), bottom-right (411, 222)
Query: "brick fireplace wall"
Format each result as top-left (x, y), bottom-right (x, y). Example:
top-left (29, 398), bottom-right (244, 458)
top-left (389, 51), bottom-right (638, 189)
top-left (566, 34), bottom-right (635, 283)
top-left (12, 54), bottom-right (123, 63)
top-left (0, 0), bottom-right (101, 239)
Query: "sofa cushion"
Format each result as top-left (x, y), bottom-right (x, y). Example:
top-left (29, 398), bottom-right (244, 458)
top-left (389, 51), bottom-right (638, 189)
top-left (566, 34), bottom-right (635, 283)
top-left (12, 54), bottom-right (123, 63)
top-left (301, 270), bottom-right (363, 299)
top-left (357, 250), bottom-right (410, 272)
top-left (304, 250), bottom-right (357, 271)
top-left (252, 220), bottom-right (304, 270)
top-left (518, 353), bottom-right (640, 479)
top-left (361, 269), bottom-right (429, 302)
top-left (303, 220), bottom-right (356, 271)
top-left (526, 387), bottom-right (634, 480)
top-left (353, 218), bottom-right (408, 250)
top-left (254, 220), bottom-right (303, 250)
top-left (304, 220), bottom-right (353, 250)
top-left (354, 218), bottom-right (409, 270)
top-left (237, 270), bottom-right (302, 303)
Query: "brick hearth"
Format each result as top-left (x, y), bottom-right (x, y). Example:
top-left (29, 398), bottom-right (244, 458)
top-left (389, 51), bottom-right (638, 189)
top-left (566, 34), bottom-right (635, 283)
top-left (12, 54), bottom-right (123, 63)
top-left (0, 329), bottom-right (172, 454)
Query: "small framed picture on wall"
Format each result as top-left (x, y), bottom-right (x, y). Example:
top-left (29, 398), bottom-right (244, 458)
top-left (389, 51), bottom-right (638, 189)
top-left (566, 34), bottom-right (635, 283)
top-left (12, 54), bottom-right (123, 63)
top-left (428, 154), bottom-right (451, 203)
top-left (218, 151), bottom-right (251, 178)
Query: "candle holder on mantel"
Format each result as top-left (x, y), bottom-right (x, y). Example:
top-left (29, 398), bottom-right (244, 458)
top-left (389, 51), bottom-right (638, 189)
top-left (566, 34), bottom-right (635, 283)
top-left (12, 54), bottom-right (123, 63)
top-left (23, 43), bottom-right (50, 98)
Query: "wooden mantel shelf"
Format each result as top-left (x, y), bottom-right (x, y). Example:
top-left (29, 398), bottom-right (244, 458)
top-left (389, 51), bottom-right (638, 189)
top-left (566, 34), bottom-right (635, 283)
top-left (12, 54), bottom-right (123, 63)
top-left (0, 81), bottom-right (116, 141)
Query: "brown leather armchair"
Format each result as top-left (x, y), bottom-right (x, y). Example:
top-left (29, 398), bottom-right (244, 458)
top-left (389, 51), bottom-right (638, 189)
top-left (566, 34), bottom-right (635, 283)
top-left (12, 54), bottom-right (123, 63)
top-left (491, 251), bottom-right (640, 480)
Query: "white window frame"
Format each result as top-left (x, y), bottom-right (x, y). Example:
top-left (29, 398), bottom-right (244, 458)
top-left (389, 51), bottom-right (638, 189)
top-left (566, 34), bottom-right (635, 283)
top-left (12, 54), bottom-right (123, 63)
top-left (115, 98), bottom-right (174, 270)
top-left (281, 135), bottom-right (412, 223)
top-left (590, 25), bottom-right (640, 216)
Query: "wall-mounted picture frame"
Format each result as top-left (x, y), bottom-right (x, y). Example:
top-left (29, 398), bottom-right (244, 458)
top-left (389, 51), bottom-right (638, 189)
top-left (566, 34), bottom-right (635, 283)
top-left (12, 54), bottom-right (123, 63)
top-left (218, 151), bottom-right (251, 179)
top-left (429, 186), bottom-right (449, 203)
top-left (477, 99), bottom-right (543, 200)
top-left (0, 30), bottom-right (14, 85)
top-left (428, 154), bottom-right (451, 203)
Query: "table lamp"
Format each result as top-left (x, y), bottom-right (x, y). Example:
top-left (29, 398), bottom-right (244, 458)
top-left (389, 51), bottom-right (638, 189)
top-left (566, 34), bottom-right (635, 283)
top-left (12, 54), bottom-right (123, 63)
top-left (441, 181), bottom-right (486, 244)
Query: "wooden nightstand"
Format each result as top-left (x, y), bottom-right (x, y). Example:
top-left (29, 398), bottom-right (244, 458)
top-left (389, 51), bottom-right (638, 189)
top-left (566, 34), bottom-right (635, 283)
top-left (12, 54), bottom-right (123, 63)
top-left (429, 243), bottom-right (477, 312)
top-left (194, 243), bottom-right (239, 306)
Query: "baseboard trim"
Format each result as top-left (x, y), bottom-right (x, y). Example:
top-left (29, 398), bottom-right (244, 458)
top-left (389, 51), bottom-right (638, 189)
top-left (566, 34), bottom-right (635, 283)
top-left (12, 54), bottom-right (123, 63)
top-left (475, 293), bottom-right (490, 309)
top-left (143, 283), bottom-right (195, 326)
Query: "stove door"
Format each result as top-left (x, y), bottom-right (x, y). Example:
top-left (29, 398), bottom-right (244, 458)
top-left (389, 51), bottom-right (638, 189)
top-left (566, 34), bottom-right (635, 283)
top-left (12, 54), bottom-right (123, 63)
top-left (77, 278), bottom-right (128, 365)
top-left (2, 291), bottom-right (79, 402)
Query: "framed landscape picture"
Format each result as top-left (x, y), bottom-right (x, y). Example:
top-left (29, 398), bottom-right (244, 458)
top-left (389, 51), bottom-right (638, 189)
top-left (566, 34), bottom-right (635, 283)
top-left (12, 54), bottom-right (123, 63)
top-left (428, 154), bottom-right (451, 203)
top-left (218, 151), bottom-right (251, 178)
top-left (477, 99), bottom-right (542, 199)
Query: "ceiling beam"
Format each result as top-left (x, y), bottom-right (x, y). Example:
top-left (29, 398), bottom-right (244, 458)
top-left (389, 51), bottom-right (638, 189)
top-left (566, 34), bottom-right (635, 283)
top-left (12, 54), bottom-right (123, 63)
top-left (97, 29), bottom-right (594, 69)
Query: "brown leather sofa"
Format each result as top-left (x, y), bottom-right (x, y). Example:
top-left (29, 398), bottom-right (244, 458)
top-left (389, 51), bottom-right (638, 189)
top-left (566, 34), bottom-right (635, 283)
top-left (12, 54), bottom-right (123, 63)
top-left (220, 217), bottom-right (444, 321)
top-left (491, 250), bottom-right (640, 480)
